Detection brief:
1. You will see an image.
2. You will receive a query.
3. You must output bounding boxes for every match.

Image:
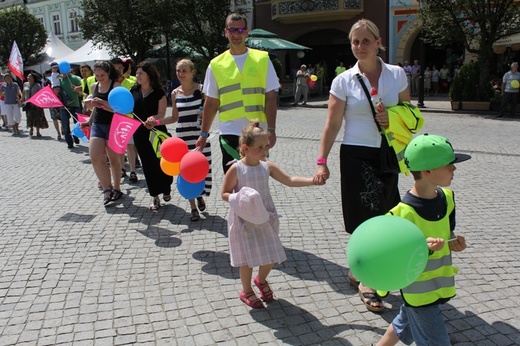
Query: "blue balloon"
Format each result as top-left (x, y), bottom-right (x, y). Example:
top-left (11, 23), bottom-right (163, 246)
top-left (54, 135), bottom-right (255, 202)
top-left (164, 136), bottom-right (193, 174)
top-left (108, 86), bottom-right (134, 114)
top-left (177, 176), bottom-right (205, 199)
top-left (59, 61), bottom-right (71, 74)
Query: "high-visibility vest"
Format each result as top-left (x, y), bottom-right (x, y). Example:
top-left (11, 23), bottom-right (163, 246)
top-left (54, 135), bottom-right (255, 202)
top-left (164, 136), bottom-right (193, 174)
top-left (81, 76), bottom-right (96, 98)
top-left (388, 188), bottom-right (457, 307)
top-left (210, 49), bottom-right (268, 122)
top-left (384, 102), bottom-right (424, 175)
top-left (120, 77), bottom-right (136, 90)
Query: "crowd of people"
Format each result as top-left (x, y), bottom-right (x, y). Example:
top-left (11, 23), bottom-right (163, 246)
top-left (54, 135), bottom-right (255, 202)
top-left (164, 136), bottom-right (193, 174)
top-left (1, 12), bottom-right (474, 345)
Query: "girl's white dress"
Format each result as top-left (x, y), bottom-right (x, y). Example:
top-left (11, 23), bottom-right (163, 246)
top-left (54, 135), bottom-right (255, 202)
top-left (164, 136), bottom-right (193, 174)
top-left (229, 160), bottom-right (287, 268)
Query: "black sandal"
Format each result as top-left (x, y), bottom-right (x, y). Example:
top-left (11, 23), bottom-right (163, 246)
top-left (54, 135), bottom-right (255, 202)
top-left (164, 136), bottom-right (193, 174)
top-left (102, 189), bottom-right (113, 206)
top-left (190, 209), bottom-right (200, 221)
top-left (197, 197), bottom-right (206, 212)
top-left (163, 194), bottom-right (171, 202)
top-left (111, 189), bottom-right (123, 201)
top-left (129, 171), bottom-right (138, 183)
top-left (121, 169), bottom-right (127, 178)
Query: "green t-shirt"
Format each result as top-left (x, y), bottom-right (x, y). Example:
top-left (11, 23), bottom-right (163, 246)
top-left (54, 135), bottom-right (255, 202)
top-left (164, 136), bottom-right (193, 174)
top-left (60, 75), bottom-right (82, 108)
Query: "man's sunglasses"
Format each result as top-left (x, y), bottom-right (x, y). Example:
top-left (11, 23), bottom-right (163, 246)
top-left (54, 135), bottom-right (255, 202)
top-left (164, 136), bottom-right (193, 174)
top-left (226, 27), bottom-right (247, 34)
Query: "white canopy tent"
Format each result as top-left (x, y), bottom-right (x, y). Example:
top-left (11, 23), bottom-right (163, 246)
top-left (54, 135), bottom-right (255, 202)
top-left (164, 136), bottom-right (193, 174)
top-left (58, 40), bottom-right (113, 65)
top-left (493, 32), bottom-right (520, 54)
top-left (25, 32), bottom-right (74, 73)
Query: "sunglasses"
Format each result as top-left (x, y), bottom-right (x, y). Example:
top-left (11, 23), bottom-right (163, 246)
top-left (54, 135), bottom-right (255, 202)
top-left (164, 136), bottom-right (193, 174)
top-left (226, 27), bottom-right (247, 35)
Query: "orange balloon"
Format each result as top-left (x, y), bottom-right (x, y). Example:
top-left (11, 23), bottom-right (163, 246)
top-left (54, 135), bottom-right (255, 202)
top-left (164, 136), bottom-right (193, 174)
top-left (160, 158), bottom-right (180, 176)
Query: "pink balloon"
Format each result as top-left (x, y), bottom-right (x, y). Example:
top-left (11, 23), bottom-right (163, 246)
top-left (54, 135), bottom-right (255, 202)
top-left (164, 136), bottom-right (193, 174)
top-left (160, 137), bottom-right (188, 162)
top-left (180, 151), bottom-right (209, 183)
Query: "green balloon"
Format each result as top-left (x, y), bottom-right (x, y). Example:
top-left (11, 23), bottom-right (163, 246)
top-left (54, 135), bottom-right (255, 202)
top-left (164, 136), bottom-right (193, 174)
top-left (346, 215), bottom-right (428, 291)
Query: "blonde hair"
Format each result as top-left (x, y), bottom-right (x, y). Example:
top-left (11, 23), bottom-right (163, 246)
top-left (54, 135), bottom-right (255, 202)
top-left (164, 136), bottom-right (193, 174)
top-left (239, 120), bottom-right (268, 157)
top-left (176, 58), bottom-right (195, 72)
top-left (349, 19), bottom-right (386, 52)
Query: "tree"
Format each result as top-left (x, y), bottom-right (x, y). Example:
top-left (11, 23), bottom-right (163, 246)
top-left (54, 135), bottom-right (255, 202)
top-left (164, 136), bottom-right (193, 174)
top-left (0, 7), bottom-right (46, 66)
top-left (166, 0), bottom-right (231, 65)
top-left (78, 0), bottom-right (231, 66)
top-left (78, 0), bottom-right (161, 62)
top-left (419, 0), bottom-right (520, 100)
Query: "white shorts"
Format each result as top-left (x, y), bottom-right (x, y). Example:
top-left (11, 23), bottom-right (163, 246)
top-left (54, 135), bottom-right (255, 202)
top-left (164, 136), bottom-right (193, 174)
top-left (4, 103), bottom-right (22, 125)
top-left (0, 99), bottom-right (5, 116)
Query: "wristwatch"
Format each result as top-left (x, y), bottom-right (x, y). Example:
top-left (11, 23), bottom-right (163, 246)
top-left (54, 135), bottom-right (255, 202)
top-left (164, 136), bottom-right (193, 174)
top-left (199, 131), bottom-right (209, 138)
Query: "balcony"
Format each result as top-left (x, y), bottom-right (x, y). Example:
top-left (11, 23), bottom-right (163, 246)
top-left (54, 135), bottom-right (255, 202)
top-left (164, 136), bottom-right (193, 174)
top-left (271, 0), bottom-right (363, 24)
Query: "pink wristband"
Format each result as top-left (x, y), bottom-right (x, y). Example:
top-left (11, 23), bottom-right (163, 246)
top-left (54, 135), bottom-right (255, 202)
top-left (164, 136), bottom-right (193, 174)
top-left (155, 119), bottom-right (161, 125)
top-left (316, 157), bottom-right (327, 165)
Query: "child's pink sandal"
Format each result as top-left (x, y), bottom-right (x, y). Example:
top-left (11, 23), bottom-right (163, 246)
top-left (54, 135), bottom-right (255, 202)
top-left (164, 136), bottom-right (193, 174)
top-left (240, 290), bottom-right (264, 308)
top-left (254, 276), bottom-right (274, 302)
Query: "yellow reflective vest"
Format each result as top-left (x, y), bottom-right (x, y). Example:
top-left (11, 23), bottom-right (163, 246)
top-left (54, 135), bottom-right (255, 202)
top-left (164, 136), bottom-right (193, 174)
top-left (81, 75), bottom-right (96, 99)
top-left (388, 188), bottom-right (457, 307)
top-left (384, 102), bottom-right (425, 175)
top-left (210, 49), bottom-right (268, 122)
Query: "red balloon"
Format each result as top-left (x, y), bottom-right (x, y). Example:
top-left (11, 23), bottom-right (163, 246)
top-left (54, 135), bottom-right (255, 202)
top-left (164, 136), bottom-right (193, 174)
top-left (160, 137), bottom-right (188, 162)
top-left (179, 151), bottom-right (210, 183)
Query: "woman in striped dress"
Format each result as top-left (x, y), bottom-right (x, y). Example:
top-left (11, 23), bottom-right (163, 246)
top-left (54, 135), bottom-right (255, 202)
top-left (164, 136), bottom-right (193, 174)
top-left (171, 59), bottom-right (212, 221)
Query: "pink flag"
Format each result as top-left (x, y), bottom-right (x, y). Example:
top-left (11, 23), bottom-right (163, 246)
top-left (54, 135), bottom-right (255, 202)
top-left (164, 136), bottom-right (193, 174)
top-left (25, 85), bottom-right (64, 108)
top-left (7, 41), bottom-right (24, 81)
top-left (107, 113), bottom-right (141, 154)
top-left (76, 113), bottom-right (90, 123)
top-left (76, 113), bottom-right (91, 139)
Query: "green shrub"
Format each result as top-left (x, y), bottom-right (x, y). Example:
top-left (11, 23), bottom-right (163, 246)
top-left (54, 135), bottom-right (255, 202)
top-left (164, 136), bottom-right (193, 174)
top-left (449, 61), bottom-right (494, 101)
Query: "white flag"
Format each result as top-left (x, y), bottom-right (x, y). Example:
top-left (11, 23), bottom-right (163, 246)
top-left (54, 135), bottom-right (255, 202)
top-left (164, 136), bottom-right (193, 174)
top-left (7, 41), bottom-right (24, 81)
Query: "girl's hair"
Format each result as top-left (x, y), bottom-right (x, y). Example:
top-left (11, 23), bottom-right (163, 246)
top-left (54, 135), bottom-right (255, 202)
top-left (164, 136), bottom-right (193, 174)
top-left (176, 58), bottom-right (195, 72)
top-left (93, 60), bottom-right (119, 81)
top-left (136, 61), bottom-right (162, 91)
top-left (349, 18), bottom-right (386, 52)
top-left (239, 120), bottom-right (268, 157)
top-left (27, 72), bottom-right (41, 84)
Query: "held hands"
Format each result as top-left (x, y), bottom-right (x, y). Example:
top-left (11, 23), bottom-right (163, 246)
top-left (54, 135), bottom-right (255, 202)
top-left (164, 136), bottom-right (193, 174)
top-left (313, 165), bottom-right (329, 185)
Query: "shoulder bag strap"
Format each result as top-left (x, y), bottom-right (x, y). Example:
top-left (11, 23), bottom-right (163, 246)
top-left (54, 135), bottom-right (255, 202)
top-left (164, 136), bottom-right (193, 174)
top-left (356, 73), bottom-right (382, 133)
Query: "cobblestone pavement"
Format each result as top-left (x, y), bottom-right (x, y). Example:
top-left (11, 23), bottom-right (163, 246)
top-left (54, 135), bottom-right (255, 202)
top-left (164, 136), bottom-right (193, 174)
top-left (1, 105), bottom-right (519, 346)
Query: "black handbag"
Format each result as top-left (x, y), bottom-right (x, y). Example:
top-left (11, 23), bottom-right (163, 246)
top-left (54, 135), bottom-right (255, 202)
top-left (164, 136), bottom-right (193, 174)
top-left (356, 73), bottom-right (400, 174)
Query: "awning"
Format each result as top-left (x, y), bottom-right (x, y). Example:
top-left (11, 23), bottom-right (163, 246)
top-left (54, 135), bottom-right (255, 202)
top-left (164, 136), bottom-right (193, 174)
top-left (245, 28), bottom-right (311, 51)
top-left (493, 32), bottom-right (520, 54)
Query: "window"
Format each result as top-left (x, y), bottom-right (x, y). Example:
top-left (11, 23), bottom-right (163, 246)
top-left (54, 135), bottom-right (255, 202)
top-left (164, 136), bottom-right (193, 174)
top-left (68, 10), bottom-right (78, 32)
top-left (52, 13), bottom-right (61, 35)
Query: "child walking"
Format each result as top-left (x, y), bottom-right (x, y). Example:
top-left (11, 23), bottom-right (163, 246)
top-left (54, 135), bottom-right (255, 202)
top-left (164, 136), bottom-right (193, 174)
top-left (221, 121), bottom-right (324, 308)
top-left (376, 134), bottom-right (470, 346)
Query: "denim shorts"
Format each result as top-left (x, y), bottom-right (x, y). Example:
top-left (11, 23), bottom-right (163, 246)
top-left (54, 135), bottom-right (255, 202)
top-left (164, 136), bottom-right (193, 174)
top-left (392, 304), bottom-right (451, 346)
top-left (91, 123), bottom-right (111, 140)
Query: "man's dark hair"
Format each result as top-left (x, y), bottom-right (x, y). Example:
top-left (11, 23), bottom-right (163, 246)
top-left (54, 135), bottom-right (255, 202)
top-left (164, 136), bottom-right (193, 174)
top-left (226, 12), bottom-right (248, 28)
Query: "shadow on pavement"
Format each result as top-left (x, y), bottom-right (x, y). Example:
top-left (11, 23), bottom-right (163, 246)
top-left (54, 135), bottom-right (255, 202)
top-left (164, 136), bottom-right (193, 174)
top-left (192, 250), bottom-right (238, 280)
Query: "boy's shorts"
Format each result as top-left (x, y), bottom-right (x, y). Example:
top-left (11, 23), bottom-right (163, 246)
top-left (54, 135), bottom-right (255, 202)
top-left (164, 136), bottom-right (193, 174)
top-left (392, 303), bottom-right (450, 346)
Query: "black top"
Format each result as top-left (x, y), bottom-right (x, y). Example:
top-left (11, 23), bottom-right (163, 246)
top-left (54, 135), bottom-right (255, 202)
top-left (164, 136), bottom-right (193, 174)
top-left (91, 80), bottom-right (116, 124)
top-left (132, 87), bottom-right (165, 122)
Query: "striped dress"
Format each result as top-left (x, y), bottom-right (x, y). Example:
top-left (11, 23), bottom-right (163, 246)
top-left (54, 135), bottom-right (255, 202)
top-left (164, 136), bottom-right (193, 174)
top-left (228, 160), bottom-right (286, 268)
top-left (173, 86), bottom-right (212, 196)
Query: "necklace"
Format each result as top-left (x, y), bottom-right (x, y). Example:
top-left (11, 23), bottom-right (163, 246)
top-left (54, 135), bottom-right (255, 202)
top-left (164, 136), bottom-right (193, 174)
top-left (141, 87), bottom-right (153, 98)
